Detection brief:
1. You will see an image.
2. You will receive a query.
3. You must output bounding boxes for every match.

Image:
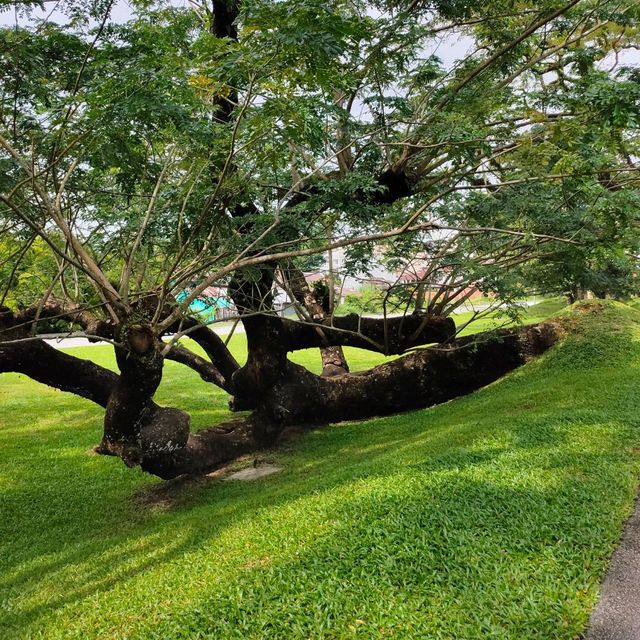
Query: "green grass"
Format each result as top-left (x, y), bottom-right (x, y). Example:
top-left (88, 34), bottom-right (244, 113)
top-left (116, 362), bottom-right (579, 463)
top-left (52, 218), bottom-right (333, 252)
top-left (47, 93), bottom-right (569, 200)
top-left (452, 297), bottom-right (567, 336)
top-left (2, 299), bottom-right (640, 639)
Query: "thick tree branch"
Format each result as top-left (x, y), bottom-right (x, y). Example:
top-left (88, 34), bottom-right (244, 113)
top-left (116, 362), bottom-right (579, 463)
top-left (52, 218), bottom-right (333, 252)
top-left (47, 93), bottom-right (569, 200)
top-left (170, 317), bottom-right (240, 383)
top-left (140, 318), bottom-right (565, 479)
top-left (165, 344), bottom-right (228, 388)
top-left (280, 313), bottom-right (456, 355)
top-left (0, 306), bottom-right (118, 407)
top-left (260, 320), bottom-right (565, 426)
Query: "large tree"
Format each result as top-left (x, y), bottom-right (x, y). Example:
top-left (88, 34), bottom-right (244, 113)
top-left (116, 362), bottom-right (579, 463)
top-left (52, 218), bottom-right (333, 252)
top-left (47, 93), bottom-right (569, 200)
top-left (0, 0), bottom-right (638, 478)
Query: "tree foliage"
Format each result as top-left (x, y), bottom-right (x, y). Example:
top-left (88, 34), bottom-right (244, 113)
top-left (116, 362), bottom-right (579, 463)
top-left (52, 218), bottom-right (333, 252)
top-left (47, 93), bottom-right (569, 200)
top-left (0, 0), bottom-right (638, 477)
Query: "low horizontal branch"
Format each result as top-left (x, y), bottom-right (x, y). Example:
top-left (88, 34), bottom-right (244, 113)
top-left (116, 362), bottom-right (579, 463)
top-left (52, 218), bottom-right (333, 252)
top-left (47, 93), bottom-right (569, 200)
top-left (172, 317), bottom-right (240, 383)
top-left (265, 319), bottom-right (565, 426)
top-left (0, 338), bottom-right (119, 407)
top-left (1, 305), bottom-right (118, 406)
top-left (280, 313), bottom-right (456, 355)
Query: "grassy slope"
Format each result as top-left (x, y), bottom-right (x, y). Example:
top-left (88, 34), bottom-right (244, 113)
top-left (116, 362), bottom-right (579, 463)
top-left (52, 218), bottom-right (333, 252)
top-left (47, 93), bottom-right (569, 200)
top-left (2, 300), bottom-right (640, 638)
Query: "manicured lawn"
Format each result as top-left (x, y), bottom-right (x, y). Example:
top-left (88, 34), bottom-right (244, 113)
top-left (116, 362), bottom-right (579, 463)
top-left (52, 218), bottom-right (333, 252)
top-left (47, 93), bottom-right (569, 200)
top-left (452, 297), bottom-right (567, 337)
top-left (2, 300), bottom-right (640, 638)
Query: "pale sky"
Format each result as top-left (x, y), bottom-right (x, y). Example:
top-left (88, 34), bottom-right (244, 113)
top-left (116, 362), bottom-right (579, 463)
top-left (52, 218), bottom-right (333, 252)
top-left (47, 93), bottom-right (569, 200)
top-left (0, 0), bottom-right (143, 26)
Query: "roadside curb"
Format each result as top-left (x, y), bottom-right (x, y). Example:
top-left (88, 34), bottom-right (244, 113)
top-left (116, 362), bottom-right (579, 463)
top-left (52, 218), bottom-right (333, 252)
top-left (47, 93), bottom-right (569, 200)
top-left (584, 495), bottom-right (640, 639)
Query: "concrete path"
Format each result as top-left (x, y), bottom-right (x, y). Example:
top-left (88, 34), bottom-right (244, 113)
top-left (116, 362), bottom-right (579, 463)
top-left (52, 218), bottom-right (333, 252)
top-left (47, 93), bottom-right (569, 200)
top-left (584, 498), bottom-right (640, 639)
top-left (225, 465), bottom-right (282, 481)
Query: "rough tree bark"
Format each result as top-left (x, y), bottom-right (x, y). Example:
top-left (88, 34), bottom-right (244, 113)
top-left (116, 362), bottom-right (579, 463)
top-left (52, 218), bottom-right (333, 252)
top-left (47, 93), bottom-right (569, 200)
top-left (99, 325), bottom-right (190, 466)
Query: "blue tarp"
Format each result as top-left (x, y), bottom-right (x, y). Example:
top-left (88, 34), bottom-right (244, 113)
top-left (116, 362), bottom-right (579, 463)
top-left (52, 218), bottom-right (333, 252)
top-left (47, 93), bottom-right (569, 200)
top-left (176, 290), bottom-right (231, 321)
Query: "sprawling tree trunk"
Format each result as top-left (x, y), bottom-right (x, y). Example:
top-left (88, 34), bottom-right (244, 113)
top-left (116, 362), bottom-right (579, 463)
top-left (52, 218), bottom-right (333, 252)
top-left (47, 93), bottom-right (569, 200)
top-left (254, 321), bottom-right (562, 426)
top-left (0, 0), bottom-right (613, 487)
top-left (137, 319), bottom-right (564, 479)
top-left (1, 297), bottom-right (565, 481)
top-left (0, 0), bottom-right (573, 483)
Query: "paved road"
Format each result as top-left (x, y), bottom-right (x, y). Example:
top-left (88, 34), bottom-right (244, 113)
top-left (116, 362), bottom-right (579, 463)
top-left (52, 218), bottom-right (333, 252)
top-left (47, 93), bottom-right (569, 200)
top-left (44, 300), bottom-right (540, 349)
top-left (584, 498), bottom-right (640, 640)
top-left (44, 323), bottom-right (244, 349)
top-left (456, 298), bottom-right (540, 313)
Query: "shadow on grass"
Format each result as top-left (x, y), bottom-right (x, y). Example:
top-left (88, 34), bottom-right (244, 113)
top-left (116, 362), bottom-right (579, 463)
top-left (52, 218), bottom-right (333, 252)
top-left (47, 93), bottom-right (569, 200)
top-left (141, 467), bottom-right (632, 639)
top-left (3, 409), bottom-right (639, 638)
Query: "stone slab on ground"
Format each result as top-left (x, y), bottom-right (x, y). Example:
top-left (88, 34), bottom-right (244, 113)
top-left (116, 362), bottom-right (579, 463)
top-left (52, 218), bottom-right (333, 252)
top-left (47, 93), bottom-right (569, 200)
top-left (225, 465), bottom-right (282, 481)
top-left (584, 497), bottom-right (640, 640)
